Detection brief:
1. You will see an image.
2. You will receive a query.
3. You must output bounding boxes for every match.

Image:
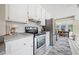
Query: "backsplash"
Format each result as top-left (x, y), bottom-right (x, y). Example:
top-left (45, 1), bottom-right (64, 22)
top-left (6, 21), bottom-right (26, 34)
top-left (6, 21), bottom-right (42, 34)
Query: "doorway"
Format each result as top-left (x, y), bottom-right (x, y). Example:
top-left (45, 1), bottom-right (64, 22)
top-left (55, 16), bottom-right (74, 38)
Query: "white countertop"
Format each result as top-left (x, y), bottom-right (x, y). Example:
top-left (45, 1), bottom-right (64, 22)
top-left (4, 33), bottom-right (33, 42)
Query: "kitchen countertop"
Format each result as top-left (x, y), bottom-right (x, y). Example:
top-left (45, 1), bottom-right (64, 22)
top-left (4, 31), bottom-right (47, 42)
top-left (4, 33), bottom-right (33, 42)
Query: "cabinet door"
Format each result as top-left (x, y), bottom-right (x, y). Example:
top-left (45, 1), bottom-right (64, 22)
top-left (6, 37), bottom-right (33, 55)
top-left (46, 11), bottom-right (51, 19)
top-left (36, 5), bottom-right (42, 20)
top-left (28, 4), bottom-right (37, 19)
top-left (5, 4), bottom-right (9, 20)
top-left (40, 8), bottom-right (46, 26)
top-left (9, 4), bottom-right (28, 23)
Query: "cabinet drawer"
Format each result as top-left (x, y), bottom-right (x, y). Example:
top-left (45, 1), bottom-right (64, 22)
top-left (5, 36), bottom-right (33, 55)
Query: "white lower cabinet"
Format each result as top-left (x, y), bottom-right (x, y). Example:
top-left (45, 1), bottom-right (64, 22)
top-left (5, 37), bottom-right (33, 55)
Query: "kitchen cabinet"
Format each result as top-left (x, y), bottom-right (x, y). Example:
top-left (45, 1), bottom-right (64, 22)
top-left (46, 11), bottom-right (51, 19)
top-left (5, 4), bottom-right (52, 24)
top-left (28, 4), bottom-right (37, 20)
top-left (5, 36), bottom-right (33, 55)
top-left (28, 4), bottom-right (43, 20)
top-left (5, 4), bottom-right (28, 23)
top-left (40, 8), bottom-right (46, 26)
top-left (5, 4), bottom-right (9, 20)
top-left (36, 5), bottom-right (42, 20)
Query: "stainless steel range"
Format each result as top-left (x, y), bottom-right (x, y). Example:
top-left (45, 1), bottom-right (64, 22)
top-left (34, 34), bottom-right (46, 54)
top-left (25, 26), bottom-right (46, 55)
top-left (25, 26), bottom-right (38, 34)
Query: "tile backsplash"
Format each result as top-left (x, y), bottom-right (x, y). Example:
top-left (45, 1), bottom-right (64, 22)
top-left (6, 21), bottom-right (26, 34)
top-left (6, 21), bottom-right (42, 34)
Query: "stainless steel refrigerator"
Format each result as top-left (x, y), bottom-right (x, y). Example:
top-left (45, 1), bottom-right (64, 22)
top-left (45, 18), bottom-right (57, 46)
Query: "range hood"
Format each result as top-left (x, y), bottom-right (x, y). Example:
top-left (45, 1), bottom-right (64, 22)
top-left (29, 19), bottom-right (41, 24)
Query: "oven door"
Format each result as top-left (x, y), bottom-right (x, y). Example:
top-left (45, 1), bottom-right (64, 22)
top-left (34, 34), bottom-right (46, 54)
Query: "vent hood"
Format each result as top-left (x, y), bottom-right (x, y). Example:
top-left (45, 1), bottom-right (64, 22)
top-left (29, 19), bottom-right (41, 24)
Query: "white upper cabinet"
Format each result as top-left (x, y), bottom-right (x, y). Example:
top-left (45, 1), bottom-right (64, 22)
top-left (5, 4), bottom-right (52, 24)
top-left (36, 5), bottom-right (42, 20)
top-left (40, 8), bottom-right (46, 26)
top-left (28, 4), bottom-right (37, 20)
top-left (46, 11), bottom-right (51, 19)
top-left (5, 5), bottom-right (9, 20)
top-left (6, 4), bottom-right (28, 23)
top-left (41, 8), bottom-right (46, 20)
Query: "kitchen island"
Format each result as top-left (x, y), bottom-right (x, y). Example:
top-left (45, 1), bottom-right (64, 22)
top-left (4, 33), bottom-right (34, 55)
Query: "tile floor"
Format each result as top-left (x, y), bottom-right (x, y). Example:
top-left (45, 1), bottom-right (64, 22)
top-left (47, 36), bottom-right (72, 55)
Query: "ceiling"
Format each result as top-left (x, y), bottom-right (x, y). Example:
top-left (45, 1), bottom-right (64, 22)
top-left (41, 4), bottom-right (77, 19)
top-left (41, 4), bottom-right (76, 8)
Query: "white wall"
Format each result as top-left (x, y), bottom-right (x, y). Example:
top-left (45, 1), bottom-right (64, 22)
top-left (0, 5), bottom-right (6, 36)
